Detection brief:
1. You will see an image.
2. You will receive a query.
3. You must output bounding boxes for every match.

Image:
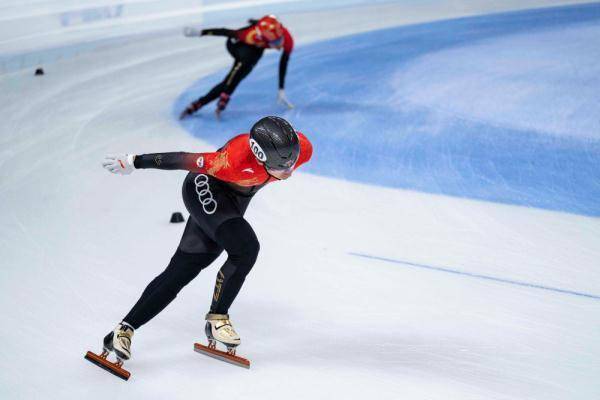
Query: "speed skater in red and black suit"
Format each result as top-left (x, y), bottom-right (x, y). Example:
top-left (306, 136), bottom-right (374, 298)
top-left (98, 116), bottom-right (312, 363)
top-left (180, 15), bottom-right (295, 119)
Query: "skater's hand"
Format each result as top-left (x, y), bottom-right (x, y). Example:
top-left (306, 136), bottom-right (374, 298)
top-left (183, 26), bottom-right (202, 37)
top-left (102, 154), bottom-right (136, 175)
top-left (277, 89), bottom-right (294, 109)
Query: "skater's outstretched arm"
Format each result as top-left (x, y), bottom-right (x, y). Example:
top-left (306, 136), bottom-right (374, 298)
top-left (103, 149), bottom-right (227, 172)
top-left (278, 28), bottom-right (294, 90)
top-left (183, 26), bottom-right (251, 38)
top-left (102, 152), bottom-right (217, 174)
top-left (133, 152), bottom-right (216, 172)
top-left (102, 136), bottom-right (243, 181)
top-left (276, 27), bottom-right (295, 108)
top-left (199, 28), bottom-right (238, 38)
top-left (278, 52), bottom-right (290, 90)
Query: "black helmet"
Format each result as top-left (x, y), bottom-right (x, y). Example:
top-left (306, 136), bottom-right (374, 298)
top-left (249, 116), bottom-right (300, 170)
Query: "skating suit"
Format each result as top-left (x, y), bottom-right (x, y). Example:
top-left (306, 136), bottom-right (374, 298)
top-left (122, 133), bottom-right (312, 328)
top-left (193, 23), bottom-right (294, 107)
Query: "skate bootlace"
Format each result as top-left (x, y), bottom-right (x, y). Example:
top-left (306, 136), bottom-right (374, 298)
top-left (218, 323), bottom-right (236, 336)
top-left (117, 326), bottom-right (133, 341)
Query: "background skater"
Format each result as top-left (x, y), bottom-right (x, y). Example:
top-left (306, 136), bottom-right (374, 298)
top-left (180, 15), bottom-right (295, 119)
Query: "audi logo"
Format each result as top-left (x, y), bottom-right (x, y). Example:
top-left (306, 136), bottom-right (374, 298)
top-left (194, 174), bottom-right (218, 215)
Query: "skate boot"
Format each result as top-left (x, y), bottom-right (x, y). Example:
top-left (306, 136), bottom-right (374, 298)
top-left (205, 313), bottom-right (240, 353)
top-left (85, 322), bottom-right (134, 380)
top-left (179, 99), bottom-right (203, 119)
top-left (104, 322), bottom-right (135, 361)
top-left (193, 313), bottom-right (250, 368)
top-left (215, 92), bottom-right (230, 119)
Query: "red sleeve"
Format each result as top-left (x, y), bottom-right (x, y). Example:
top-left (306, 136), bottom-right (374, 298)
top-left (282, 27), bottom-right (294, 54)
top-left (294, 132), bottom-right (313, 169)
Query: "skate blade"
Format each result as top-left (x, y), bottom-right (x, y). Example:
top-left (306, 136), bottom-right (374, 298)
top-left (194, 343), bottom-right (250, 369)
top-left (84, 351), bottom-right (131, 381)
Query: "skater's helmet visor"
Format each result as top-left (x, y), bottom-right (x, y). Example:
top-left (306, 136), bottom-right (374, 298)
top-left (265, 163), bottom-right (296, 173)
top-left (265, 156), bottom-right (296, 172)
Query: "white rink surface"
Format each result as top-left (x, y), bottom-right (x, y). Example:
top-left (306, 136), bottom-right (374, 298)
top-left (1, 1), bottom-right (599, 399)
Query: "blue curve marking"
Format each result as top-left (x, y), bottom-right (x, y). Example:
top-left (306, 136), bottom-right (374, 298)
top-left (175, 3), bottom-right (600, 217)
top-left (349, 252), bottom-right (600, 301)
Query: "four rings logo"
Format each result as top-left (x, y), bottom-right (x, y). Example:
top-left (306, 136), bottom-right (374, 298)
top-left (194, 174), bottom-right (217, 215)
top-left (249, 139), bottom-right (267, 162)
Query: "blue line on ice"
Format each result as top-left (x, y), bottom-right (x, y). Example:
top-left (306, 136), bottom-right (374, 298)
top-left (349, 252), bottom-right (600, 300)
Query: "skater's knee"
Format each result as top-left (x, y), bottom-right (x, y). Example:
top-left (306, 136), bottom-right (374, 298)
top-left (236, 234), bottom-right (260, 264)
top-left (229, 236), bottom-right (260, 271)
top-left (233, 237), bottom-right (259, 273)
top-left (216, 218), bottom-right (260, 269)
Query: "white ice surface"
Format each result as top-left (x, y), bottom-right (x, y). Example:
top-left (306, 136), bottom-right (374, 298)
top-left (1, 1), bottom-right (599, 399)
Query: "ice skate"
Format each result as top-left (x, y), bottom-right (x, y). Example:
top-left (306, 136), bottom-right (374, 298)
top-left (84, 322), bottom-right (134, 380)
top-left (205, 313), bottom-right (241, 350)
top-left (108, 322), bottom-right (135, 361)
top-left (215, 92), bottom-right (230, 120)
top-left (179, 100), bottom-right (203, 119)
top-left (193, 313), bottom-right (250, 368)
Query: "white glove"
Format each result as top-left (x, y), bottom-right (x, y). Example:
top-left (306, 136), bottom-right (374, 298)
top-left (183, 26), bottom-right (202, 37)
top-left (102, 154), bottom-right (136, 175)
top-left (277, 89), bottom-right (294, 109)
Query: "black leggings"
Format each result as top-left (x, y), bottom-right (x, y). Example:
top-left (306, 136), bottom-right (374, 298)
top-left (195, 39), bottom-right (264, 106)
top-left (123, 173), bottom-right (259, 329)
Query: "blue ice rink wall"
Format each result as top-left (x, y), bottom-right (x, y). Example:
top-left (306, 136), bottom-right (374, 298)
top-left (176, 3), bottom-right (600, 217)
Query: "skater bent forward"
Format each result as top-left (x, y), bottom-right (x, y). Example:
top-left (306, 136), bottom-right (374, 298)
top-left (98, 116), bottom-right (312, 366)
top-left (180, 15), bottom-right (295, 119)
